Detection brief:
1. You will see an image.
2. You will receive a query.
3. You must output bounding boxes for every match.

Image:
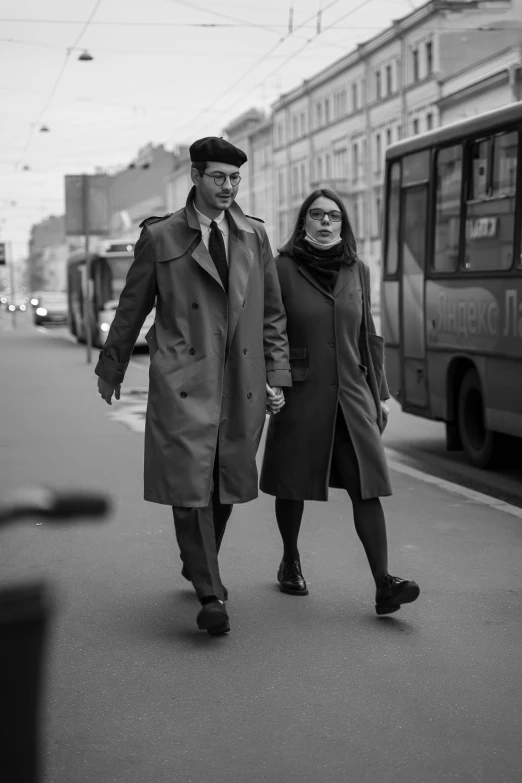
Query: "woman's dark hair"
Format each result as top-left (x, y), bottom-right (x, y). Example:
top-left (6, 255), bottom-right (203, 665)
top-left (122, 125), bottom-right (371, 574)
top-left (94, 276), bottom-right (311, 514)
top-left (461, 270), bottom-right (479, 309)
top-left (278, 188), bottom-right (358, 263)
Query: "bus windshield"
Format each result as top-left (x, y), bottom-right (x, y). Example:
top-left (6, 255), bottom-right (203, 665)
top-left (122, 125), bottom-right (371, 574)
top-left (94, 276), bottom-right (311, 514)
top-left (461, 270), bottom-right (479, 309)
top-left (94, 255), bottom-right (133, 307)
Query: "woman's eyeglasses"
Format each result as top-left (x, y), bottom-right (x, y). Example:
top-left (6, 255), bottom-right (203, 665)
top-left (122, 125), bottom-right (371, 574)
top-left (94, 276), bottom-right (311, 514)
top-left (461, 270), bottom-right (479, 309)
top-left (204, 172), bottom-right (241, 186)
top-left (309, 208), bottom-right (342, 222)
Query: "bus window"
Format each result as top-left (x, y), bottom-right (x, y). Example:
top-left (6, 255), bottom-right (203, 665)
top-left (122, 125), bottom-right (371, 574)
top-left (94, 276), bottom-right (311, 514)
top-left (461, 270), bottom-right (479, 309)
top-left (402, 150), bottom-right (430, 185)
top-left (384, 162), bottom-right (400, 276)
top-left (433, 145), bottom-right (462, 273)
top-left (464, 130), bottom-right (518, 272)
top-left (469, 139), bottom-right (489, 200)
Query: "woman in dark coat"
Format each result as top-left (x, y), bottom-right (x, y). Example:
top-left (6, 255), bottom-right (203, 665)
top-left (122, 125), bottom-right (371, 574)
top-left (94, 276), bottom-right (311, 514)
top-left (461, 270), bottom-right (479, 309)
top-left (260, 189), bottom-right (420, 616)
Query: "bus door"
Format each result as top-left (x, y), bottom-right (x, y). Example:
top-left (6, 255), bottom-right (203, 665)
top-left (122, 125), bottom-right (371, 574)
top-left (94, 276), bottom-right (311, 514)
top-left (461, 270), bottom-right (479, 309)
top-left (399, 151), bottom-right (430, 409)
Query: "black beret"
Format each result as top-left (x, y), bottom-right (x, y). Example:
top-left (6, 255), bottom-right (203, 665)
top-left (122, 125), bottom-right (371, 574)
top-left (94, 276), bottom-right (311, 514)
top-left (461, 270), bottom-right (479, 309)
top-left (189, 136), bottom-right (247, 167)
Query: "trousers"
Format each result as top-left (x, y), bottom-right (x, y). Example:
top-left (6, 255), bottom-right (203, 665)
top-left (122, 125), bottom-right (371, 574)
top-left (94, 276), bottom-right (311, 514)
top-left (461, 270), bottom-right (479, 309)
top-left (171, 452), bottom-right (232, 602)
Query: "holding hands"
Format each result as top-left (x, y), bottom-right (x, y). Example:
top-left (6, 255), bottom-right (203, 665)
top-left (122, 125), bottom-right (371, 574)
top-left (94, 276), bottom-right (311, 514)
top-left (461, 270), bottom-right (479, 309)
top-left (266, 384), bottom-right (285, 415)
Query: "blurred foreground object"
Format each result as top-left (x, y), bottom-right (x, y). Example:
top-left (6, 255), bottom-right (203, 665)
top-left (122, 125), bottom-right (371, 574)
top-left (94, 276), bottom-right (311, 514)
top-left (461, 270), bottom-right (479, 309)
top-left (0, 486), bottom-right (112, 783)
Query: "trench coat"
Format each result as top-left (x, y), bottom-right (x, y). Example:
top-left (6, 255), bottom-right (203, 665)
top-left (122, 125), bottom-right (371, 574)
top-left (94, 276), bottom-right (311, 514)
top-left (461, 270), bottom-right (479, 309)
top-left (95, 190), bottom-right (291, 507)
top-left (260, 253), bottom-right (392, 501)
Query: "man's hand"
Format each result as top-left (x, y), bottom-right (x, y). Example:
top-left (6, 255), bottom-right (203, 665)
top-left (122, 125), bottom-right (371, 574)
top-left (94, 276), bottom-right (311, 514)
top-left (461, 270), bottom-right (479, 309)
top-left (266, 384), bottom-right (285, 415)
top-left (98, 377), bottom-right (121, 406)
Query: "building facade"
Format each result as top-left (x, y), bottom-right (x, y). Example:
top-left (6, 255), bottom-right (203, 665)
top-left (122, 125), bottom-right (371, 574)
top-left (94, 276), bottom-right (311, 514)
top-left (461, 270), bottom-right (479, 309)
top-left (267, 0), bottom-right (521, 302)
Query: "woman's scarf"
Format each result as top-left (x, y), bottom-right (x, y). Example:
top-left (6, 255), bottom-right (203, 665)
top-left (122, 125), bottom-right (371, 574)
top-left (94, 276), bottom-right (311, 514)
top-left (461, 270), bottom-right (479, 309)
top-left (292, 232), bottom-right (347, 292)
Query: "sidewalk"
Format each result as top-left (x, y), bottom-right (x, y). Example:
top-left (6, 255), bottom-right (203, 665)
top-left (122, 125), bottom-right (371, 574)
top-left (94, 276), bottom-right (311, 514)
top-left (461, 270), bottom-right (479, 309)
top-left (1, 320), bottom-right (521, 783)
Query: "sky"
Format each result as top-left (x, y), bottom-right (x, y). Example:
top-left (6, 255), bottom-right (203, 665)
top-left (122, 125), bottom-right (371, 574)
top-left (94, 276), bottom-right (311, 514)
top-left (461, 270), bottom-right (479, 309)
top-left (0, 0), bottom-right (425, 260)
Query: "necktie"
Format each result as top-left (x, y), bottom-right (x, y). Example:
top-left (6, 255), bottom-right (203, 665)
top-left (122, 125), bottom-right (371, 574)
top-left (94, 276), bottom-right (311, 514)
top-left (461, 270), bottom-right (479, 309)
top-left (208, 220), bottom-right (229, 292)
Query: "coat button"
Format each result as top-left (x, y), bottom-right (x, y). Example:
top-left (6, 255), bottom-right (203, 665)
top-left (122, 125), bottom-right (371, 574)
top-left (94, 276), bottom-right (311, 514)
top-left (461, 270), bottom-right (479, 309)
top-left (243, 348), bottom-right (248, 355)
top-left (192, 302), bottom-right (199, 309)
top-left (189, 348), bottom-right (195, 355)
top-left (331, 383), bottom-right (338, 388)
top-left (180, 391), bottom-right (187, 398)
top-left (247, 392), bottom-right (252, 399)
top-left (328, 341), bottom-right (335, 347)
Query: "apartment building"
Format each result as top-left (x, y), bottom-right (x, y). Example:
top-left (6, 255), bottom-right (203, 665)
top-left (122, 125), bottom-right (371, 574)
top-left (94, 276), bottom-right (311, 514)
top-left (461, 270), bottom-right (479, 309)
top-left (269, 0), bottom-right (521, 300)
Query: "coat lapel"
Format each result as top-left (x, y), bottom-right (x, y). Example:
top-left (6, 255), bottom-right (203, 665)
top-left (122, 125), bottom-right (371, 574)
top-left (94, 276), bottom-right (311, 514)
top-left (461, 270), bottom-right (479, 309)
top-left (332, 261), bottom-right (355, 298)
top-left (297, 264), bottom-right (334, 299)
top-left (226, 217), bottom-right (255, 354)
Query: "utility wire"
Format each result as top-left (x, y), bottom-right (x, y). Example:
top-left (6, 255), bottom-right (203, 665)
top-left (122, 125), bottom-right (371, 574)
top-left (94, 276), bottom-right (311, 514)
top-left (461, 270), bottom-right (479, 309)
top-left (174, 0), bottom-right (345, 134)
top-left (7, 1), bottom-right (104, 212)
top-left (186, 0), bottom-right (376, 132)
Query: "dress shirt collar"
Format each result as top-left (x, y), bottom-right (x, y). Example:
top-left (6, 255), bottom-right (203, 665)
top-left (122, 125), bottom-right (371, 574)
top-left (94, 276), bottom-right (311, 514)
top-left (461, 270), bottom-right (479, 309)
top-left (194, 203), bottom-right (226, 231)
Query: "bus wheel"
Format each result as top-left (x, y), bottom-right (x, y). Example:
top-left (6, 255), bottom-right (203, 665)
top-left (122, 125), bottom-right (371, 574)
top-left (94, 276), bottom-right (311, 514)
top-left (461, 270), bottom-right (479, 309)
top-left (458, 368), bottom-right (498, 468)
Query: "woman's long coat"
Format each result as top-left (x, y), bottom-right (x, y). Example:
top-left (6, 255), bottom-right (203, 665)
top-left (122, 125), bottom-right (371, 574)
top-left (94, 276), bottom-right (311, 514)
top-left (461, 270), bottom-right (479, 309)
top-left (95, 192), bottom-right (291, 507)
top-left (260, 253), bottom-right (391, 501)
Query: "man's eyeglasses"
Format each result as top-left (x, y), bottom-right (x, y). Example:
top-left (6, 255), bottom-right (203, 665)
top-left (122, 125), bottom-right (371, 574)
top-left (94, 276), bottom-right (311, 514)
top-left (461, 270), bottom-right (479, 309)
top-left (203, 172), bottom-right (241, 187)
top-left (309, 208), bottom-right (342, 222)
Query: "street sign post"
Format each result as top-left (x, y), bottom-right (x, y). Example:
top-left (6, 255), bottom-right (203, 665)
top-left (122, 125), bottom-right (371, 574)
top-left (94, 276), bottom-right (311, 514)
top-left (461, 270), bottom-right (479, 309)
top-left (64, 174), bottom-right (111, 363)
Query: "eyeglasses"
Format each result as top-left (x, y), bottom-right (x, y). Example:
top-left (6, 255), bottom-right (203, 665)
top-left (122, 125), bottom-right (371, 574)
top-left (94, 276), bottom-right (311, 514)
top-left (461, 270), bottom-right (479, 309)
top-left (203, 172), bottom-right (241, 186)
top-left (309, 208), bottom-right (343, 222)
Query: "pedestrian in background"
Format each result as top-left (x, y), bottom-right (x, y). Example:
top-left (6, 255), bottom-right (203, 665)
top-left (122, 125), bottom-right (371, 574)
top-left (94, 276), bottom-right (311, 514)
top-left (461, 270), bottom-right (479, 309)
top-left (96, 137), bottom-right (291, 635)
top-left (260, 189), bottom-right (420, 616)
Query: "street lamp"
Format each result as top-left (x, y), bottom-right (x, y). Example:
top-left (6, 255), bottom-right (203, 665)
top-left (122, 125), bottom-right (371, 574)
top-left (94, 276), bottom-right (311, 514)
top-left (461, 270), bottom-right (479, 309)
top-left (78, 50), bottom-right (94, 61)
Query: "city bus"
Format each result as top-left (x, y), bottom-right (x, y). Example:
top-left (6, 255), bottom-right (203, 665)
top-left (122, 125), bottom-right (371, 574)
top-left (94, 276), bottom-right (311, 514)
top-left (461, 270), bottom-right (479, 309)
top-left (66, 238), bottom-right (155, 349)
top-left (381, 102), bottom-right (522, 468)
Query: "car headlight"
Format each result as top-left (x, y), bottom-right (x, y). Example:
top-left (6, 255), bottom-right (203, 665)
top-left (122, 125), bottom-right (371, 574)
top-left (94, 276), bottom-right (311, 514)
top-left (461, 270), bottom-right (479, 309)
top-left (100, 322), bottom-right (110, 332)
top-left (8, 304), bottom-right (15, 311)
top-left (31, 298), bottom-right (39, 305)
top-left (36, 307), bottom-right (48, 316)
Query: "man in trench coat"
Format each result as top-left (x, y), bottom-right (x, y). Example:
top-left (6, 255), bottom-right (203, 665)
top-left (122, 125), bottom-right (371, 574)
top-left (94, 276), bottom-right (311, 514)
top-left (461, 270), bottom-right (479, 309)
top-left (95, 137), bottom-right (291, 635)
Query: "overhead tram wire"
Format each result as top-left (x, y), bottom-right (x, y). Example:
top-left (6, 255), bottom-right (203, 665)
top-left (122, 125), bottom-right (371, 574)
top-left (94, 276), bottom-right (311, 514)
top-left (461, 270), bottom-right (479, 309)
top-left (182, 0), bottom-right (376, 135)
top-left (6, 0), bottom-right (103, 208)
top-left (173, 0), bottom-right (346, 136)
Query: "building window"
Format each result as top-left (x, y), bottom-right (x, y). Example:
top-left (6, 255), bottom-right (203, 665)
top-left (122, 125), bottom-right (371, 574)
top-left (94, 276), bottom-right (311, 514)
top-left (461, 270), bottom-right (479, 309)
top-left (375, 192), bottom-right (382, 236)
top-left (352, 143), bottom-right (359, 183)
top-left (426, 112), bottom-right (433, 131)
top-left (324, 98), bottom-right (330, 123)
top-left (277, 123), bottom-right (284, 147)
top-left (375, 133), bottom-right (382, 173)
top-left (375, 69), bottom-right (382, 100)
top-left (352, 82), bottom-right (358, 112)
top-left (293, 115), bottom-right (298, 140)
top-left (333, 148), bottom-right (347, 180)
top-left (334, 89), bottom-right (347, 119)
top-left (300, 112), bottom-right (306, 136)
top-left (413, 118), bottom-right (420, 135)
top-left (386, 63), bottom-right (392, 95)
top-left (325, 154), bottom-right (331, 179)
top-left (397, 124), bottom-right (403, 140)
top-left (292, 166), bottom-right (299, 198)
top-left (386, 127), bottom-right (392, 147)
top-left (277, 170), bottom-right (285, 204)
top-left (412, 47), bottom-right (419, 82)
top-left (317, 155), bottom-right (323, 181)
top-left (426, 39), bottom-right (433, 76)
top-left (316, 101), bottom-right (323, 127)
top-left (301, 163), bottom-right (306, 196)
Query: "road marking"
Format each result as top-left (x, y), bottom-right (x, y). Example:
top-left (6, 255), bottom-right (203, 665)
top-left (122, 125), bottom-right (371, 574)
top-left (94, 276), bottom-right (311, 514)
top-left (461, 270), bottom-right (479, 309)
top-left (385, 447), bottom-right (522, 520)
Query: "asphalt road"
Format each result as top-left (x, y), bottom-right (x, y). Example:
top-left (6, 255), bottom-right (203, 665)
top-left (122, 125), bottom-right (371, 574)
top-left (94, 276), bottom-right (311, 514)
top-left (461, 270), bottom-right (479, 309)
top-left (27, 315), bottom-right (522, 509)
top-left (1, 312), bottom-right (521, 782)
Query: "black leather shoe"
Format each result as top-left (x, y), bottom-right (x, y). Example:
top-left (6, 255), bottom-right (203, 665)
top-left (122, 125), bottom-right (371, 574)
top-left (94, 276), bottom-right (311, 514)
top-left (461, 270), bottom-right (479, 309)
top-left (277, 558), bottom-right (308, 596)
top-left (375, 574), bottom-right (420, 615)
top-left (181, 565), bottom-right (228, 601)
top-left (196, 599), bottom-right (230, 635)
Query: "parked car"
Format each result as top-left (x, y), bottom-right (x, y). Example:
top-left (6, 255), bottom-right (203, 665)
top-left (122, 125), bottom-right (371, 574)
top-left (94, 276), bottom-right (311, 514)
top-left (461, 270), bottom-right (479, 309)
top-left (33, 291), bottom-right (68, 326)
top-left (5, 297), bottom-right (27, 313)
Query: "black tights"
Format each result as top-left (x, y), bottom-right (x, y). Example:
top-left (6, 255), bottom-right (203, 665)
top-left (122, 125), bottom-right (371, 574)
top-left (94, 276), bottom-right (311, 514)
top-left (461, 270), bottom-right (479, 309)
top-left (275, 416), bottom-right (388, 586)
